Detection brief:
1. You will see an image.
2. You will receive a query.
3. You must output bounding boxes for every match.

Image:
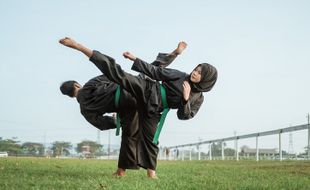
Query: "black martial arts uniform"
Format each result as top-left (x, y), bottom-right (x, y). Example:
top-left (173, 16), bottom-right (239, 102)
top-left (77, 53), bottom-right (179, 170)
top-left (89, 51), bottom-right (214, 170)
top-left (77, 75), bottom-right (140, 169)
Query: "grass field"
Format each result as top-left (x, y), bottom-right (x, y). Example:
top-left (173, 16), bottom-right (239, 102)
top-left (0, 158), bottom-right (309, 190)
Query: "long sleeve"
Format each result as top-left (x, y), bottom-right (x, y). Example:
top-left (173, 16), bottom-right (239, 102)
top-left (139, 53), bottom-right (176, 81)
top-left (80, 108), bottom-right (116, 131)
top-left (132, 58), bottom-right (184, 82)
top-left (151, 53), bottom-right (176, 68)
top-left (177, 93), bottom-right (204, 120)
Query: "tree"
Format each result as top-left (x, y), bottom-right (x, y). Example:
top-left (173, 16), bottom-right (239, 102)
top-left (0, 139), bottom-right (22, 156)
top-left (208, 142), bottom-right (235, 157)
top-left (51, 141), bottom-right (72, 157)
top-left (76, 140), bottom-right (103, 157)
top-left (22, 142), bottom-right (44, 156)
top-left (224, 147), bottom-right (235, 156)
top-left (209, 142), bottom-right (222, 156)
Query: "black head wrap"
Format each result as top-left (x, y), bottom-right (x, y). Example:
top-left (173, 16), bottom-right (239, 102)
top-left (190, 63), bottom-right (218, 92)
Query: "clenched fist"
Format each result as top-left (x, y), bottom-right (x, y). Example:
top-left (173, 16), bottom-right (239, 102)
top-left (123, 51), bottom-right (137, 61)
top-left (183, 81), bottom-right (191, 101)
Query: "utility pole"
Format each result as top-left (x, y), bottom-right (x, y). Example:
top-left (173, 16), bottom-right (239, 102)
top-left (288, 132), bottom-right (294, 155)
top-left (307, 113), bottom-right (310, 160)
top-left (43, 131), bottom-right (46, 156)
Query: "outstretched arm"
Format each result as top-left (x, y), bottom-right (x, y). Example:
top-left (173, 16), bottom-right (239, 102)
top-left (81, 109), bottom-right (117, 131)
top-left (124, 51), bottom-right (185, 81)
top-left (123, 41), bottom-right (187, 68)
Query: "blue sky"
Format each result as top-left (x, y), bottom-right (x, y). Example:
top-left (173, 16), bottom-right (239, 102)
top-left (1, 0), bottom-right (309, 153)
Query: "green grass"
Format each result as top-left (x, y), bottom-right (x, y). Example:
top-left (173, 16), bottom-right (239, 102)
top-left (0, 158), bottom-right (309, 190)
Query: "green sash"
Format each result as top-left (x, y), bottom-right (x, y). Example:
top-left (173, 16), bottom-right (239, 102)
top-left (152, 84), bottom-right (170, 144)
top-left (114, 85), bottom-right (121, 136)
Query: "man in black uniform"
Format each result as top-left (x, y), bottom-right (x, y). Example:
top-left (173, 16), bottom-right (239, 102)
top-left (60, 75), bottom-right (139, 176)
top-left (59, 37), bottom-right (188, 178)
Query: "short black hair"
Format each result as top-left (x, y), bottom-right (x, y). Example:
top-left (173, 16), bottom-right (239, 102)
top-left (60, 80), bottom-right (78, 97)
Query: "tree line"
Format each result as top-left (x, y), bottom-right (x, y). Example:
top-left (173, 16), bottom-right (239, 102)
top-left (0, 137), bottom-right (103, 157)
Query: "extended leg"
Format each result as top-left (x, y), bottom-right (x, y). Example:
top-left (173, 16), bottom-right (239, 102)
top-left (59, 37), bottom-right (147, 106)
top-left (89, 51), bottom-right (148, 106)
top-left (59, 37), bottom-right (93, 58)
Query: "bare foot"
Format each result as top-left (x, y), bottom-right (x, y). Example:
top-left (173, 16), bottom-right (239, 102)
top-left (171, 41), bottom-right (187, 56)
top-left (59, 37), bottom-right (78, 49)
top-left (112, 168), bottom-right (126, 177)
top-left (123, 51), bottom-right (137, 61)
top-left (147, 169), bottom-right (158, 179)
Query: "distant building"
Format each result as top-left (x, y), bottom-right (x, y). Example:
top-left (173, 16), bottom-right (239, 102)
top-left (0, 152), bottom-right (8, 157)
top-left (81, 145), bottom-right (91, 158)
top-left (241, 146), bottom-right (278, 157)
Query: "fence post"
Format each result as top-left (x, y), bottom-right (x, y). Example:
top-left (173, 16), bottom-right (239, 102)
top-left (236, 138), bottom-right (239, 161)
top-left (279, 131), bottom-right (282, 161)
top-left (174, 148), bottom-right (177, 160)
top-left (182, 147), bottom-right (184, 161)
top-left (209, 143), bottom-right (212, 160)
top-left (189, 146), bottom-right (192, 161)
top-left (256, 136), bottom-right (259, 162)
top-left (221, 141), bottom-right (225, 160)
top-left (307, 113), bottom-right (310, 160)
top-left (198, 144), bottom-right (201, 160)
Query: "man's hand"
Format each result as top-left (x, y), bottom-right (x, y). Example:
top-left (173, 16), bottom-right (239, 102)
top-left (112, 113), bottom-right (117, 123)
top-left (183, 81), bottom-right (191, 101)
top-left (123, 51), bottom-right (137, 61)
